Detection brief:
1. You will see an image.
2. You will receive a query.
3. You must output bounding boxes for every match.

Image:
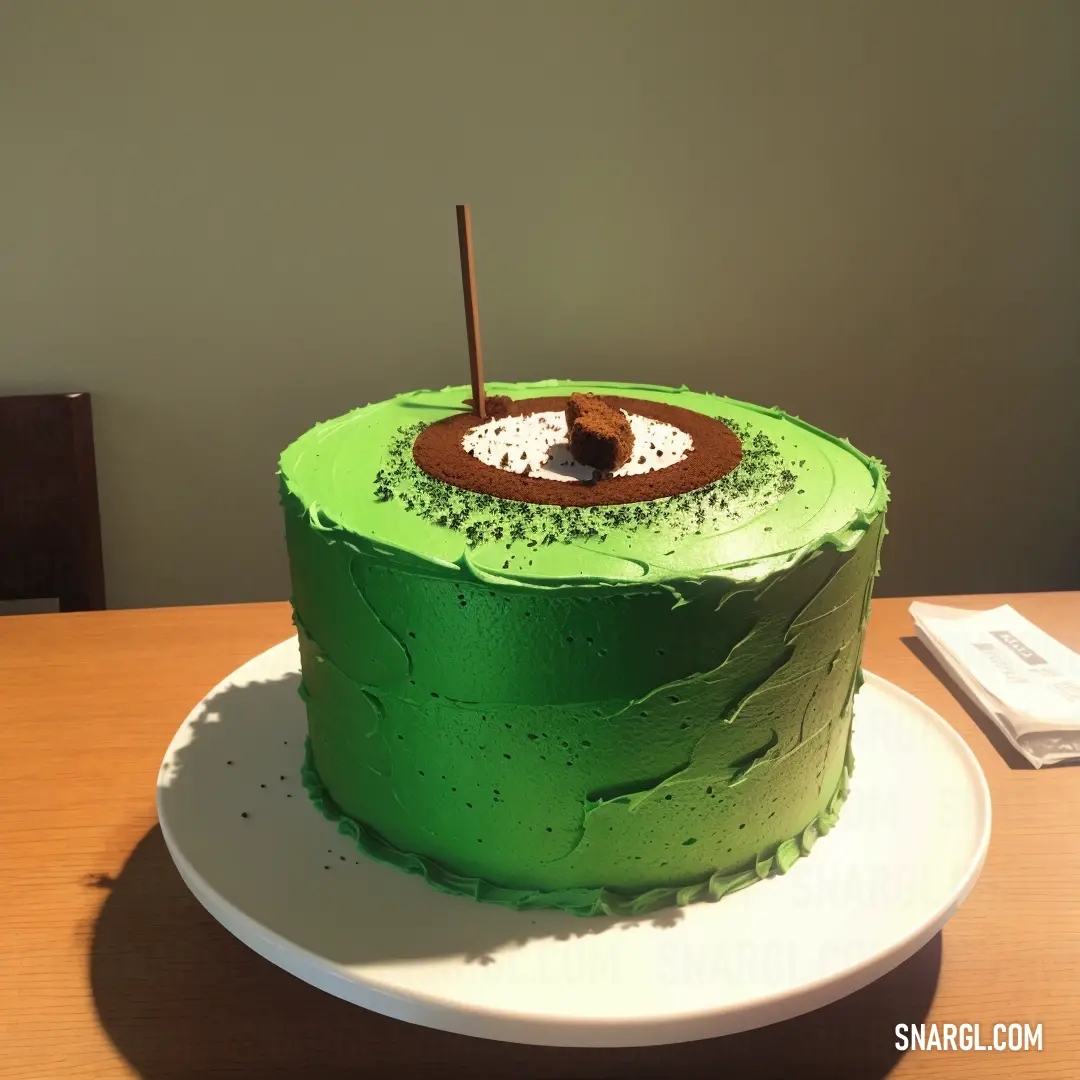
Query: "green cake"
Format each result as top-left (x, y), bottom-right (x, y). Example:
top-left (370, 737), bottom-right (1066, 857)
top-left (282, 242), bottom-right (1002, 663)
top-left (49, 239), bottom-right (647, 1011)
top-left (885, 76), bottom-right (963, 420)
top-left (279, 379), bottom-right (887, 916)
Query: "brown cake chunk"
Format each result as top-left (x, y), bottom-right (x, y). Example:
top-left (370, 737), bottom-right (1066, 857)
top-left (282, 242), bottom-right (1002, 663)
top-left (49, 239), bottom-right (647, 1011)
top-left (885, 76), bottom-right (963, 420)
top-left (462, 395), bottom-right (514, 419)
top-left (564, 393), bottom-right (635, 471)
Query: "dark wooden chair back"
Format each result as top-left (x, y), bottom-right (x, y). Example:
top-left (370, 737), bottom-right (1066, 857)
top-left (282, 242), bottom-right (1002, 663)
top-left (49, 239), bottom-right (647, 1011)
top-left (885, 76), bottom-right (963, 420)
top-left (0, 392), bottom-right (106, 611)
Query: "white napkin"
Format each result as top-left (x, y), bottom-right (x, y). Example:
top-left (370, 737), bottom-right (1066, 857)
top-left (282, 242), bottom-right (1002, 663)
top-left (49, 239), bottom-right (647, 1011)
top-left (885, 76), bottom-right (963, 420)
top-left (909, 602), bottom-right (1080, 768)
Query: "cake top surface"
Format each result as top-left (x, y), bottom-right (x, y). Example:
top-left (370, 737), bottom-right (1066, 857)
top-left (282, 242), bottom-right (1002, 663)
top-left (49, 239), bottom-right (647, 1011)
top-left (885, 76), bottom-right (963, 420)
top-left (279, 379), bottom-right (887, 585)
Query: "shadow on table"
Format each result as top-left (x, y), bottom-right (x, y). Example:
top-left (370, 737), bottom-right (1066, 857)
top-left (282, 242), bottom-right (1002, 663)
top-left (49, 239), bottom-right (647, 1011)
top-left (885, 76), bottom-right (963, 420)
top-left (89, 822), bottom-right (941, 1079)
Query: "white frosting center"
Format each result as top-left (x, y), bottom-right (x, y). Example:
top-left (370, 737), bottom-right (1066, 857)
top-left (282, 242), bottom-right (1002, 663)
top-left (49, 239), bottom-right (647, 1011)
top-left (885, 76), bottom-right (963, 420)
top-left (462, 410), bottom-right (693, 482)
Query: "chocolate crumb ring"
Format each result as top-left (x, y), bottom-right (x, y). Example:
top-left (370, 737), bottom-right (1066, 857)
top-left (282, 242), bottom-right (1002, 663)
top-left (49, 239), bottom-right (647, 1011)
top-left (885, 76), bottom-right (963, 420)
top-left (413, 395), bottom-right (742, 506)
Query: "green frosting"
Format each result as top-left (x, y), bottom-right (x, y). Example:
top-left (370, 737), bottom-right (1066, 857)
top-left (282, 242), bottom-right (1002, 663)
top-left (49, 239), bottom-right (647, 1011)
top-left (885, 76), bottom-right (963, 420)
top-left (301, 734), bottom-right (854, 917)
top-left (279, 380), bottom-right (888, 915)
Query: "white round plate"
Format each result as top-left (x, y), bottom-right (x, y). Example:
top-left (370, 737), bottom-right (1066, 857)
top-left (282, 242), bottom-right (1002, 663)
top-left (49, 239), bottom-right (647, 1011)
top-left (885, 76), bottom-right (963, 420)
top-left (157, 637), bottom-right (991, 1048)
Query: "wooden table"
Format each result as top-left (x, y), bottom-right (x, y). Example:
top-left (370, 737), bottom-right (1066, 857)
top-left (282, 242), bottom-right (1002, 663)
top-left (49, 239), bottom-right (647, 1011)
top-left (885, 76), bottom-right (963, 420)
top-left (1, 595), bottom-right (1077, 1079)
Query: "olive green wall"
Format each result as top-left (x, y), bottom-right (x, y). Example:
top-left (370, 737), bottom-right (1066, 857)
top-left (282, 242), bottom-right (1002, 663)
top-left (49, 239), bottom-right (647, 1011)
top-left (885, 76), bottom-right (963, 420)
top-left (2, 1), bottom-right (1078, 608)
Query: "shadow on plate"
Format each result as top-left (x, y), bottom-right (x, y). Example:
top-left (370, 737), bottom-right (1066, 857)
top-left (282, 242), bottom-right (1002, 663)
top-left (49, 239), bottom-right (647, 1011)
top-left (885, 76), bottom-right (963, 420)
top-left (89, 823), bottom-right (940, 1079)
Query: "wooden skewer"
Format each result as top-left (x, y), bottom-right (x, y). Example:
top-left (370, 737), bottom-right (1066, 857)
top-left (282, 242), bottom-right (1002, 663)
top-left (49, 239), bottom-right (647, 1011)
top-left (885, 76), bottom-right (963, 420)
top-left (455, 204), bottom-right (486, 419)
